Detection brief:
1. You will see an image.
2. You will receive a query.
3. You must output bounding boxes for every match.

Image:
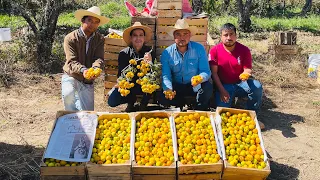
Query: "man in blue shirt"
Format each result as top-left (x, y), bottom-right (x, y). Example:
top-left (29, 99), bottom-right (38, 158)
top-left (159, 19), bottom-right (213, 110)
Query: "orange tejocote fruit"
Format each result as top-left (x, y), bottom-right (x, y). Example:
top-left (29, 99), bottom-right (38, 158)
top-left (239, 73), bottom-right (250, 81)
top-left (191, 75), bottom-right (203, 86)
top-left (164, 90), bottom-right (176, 99)
top-left (84, 67), bottom-right (102, 79)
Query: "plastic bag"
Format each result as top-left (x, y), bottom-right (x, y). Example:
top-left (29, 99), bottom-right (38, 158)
top-left (307, 54), bottom-right (320, 78)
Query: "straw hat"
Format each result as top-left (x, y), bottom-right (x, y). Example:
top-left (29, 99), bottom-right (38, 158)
top-left (123, 22), bottom-right (153, 45)
top-left (167, 19), bottom-right (197, 37)
top-left (75, 6), bottom-right (110, 25)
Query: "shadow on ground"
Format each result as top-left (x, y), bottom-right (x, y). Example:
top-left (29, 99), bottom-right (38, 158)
top-left (267, 160), bottom-right (300, 180)
top-left (0, 142), bottom-right (44, 180)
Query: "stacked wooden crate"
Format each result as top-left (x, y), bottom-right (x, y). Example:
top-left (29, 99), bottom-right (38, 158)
top-left (156, 0), bottom-right (182, 60)
top-left (104, 36), bottom-right (127, 98)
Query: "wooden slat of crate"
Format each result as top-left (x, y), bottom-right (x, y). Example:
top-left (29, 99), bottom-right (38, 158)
top-left (104, 53), bottom-right (119, 61)
top-left (40, 166), bottom-right (86, 180)
top-left (88, 173), bottom-right (131, 180)
top-left (157, 17), bottom-right (179, 25)
top-left (105, 81), bottom-right (117, 89)
top-left (178, 162), bottom-right (223, 174)
top-left (105, 45), bottom-right (127, 53)
top-left (105, 37), bottom-right (127, 46)
top-left (178, 173), bottom-right (220, 180)
top-left (105, 75), bottom-right (117, 82)
top-left (185, 18), bottom-right (208, 26)
top-left (274, 45), bottom-right (299, 55)
top-left (157, 10), bottom-right (182, 18)
top-left (133, 174), bottom-right (175, 180)
top-left (86, 162), bottom-right (131, 180)
top-left (132, 17), bottom-right (156, 25)
top-left (105, 59), bottom-right (118, 66)
top-left (105, 68), bottom-right (118, 76)
top-left (222, 163), bottom-right (271, 180)
top-left (158, 2), bottom-right (182, 10)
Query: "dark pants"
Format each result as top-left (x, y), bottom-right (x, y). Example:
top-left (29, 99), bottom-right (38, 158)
top-left (158, 81), bottom-right (213, 110)
top-left (108, 84), bottom-right (151, 107)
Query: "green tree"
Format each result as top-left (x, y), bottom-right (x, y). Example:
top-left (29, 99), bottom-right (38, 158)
top-left (1, 0), bottom-right (80, 73)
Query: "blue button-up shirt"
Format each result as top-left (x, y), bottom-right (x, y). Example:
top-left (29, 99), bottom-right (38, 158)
top-left (161, 41), bottom-right (211, 91)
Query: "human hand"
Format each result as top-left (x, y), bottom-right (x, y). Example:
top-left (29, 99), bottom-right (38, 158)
top-left (163, 90), bottom-right (176, 100)
top-left (191, 75), bottom-right (203, 86)
top-left (220, 89), bottom-right (230, 103)
top-left (84, 68), bottom-right (102, 80)
top-left (239, 73), bottom-right (251, 81)
top-left (143, 53), bottom-right (152, 63)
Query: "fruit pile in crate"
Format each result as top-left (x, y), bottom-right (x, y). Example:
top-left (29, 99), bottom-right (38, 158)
top-left (173, 112), bottom-right (223, 179)
top-left (86, 113), bottom-right (133, 180)
top-left (215, 107), bottom-right (271, 180)
top-left (132, 112), bottom-right (178, 180)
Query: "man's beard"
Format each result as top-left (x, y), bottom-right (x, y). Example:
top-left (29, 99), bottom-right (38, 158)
top-left (223, 41), bottom-right (235, 47)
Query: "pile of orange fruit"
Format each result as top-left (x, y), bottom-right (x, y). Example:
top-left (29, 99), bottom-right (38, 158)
top-left (135, 117), bottom-right (174, 166)
top-left (175, 113), bottom-right (220, 164)
top-left (220, 111), bottom-right (267, 169)
top-left (44, 158), bottom-right (80, 167)
top-left (91, 116), bottom-right (131, 164)
top-left (84, 68), bottom-right (102, 80)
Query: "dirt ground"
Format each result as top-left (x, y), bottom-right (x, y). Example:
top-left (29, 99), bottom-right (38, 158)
top-left (1, 34), bottom-right (320, 179)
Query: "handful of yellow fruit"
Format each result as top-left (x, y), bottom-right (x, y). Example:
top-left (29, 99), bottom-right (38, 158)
top-left (163, 90), bottom-right (176, 100)
top-left (239, 73), bottom-right (250, 81)
top-left (107, 32), bottom-right (122, 39)
top-left (44, 158), bottom-right (80, 167)
top-left (191, 75), bottom-right (203, 86)
top-left (118, 79), bottom-right (135, 97)
top-left (91, 117), bottom-right (131, 164)
top-left (84, 67), bottom-right (102, 80)
top-left (220, 111), bottom-right (267, 169)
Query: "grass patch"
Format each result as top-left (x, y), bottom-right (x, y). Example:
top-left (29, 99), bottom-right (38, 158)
top-left (209, 15), bottom-right (320, 35)
top-left (0, 15), bottom-right (27, 31)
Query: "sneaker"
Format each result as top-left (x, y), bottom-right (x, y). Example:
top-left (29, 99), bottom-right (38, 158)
top-left (125, 103), bottom-right (135, 112)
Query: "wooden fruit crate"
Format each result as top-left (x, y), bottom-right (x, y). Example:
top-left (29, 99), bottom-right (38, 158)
top-left (215, 107), bottom-right (271, 180)
top-left (87, 113), bottom-right (134, 180)
top-left (156, 17), bottom-right (209, 60)
top-left (172, 112), bottom-right (223, 180)
top-left (40, 111), bottom-right (87, 180)
top-left (132, 112), bottom-right (178, 180)
top-left (104, 36), bottom-right (127, 98)
top-left (157, 0), bottom-right (182, 18)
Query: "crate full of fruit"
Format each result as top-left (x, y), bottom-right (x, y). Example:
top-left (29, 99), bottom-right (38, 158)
top-left (86, 113), bottom-right (134, 180)
top-left (215, 107), bottom-right (271, 180)
top-left (173, 111), bottom-right (223, 180)
top-left (132, 112), bottom-right (178, 180)
top-left (40, 111), bottom-right (87, 180)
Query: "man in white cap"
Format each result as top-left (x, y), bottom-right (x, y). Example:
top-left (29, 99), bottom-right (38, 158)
top-left (61, 6), bottom-right (109, 111)
top-left (159, 19), bottom-right (213, 110)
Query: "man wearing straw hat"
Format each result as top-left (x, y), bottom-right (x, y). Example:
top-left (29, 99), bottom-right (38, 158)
top-left (159, 19), bottom-right (213, 110)
top-left (108, 22), bottom-right (155, 112)
top-left (61, 6), bottom-right (109, 111)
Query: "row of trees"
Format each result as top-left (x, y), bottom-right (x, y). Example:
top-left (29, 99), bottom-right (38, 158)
top-left (0, 0), bottom-right (316, 73)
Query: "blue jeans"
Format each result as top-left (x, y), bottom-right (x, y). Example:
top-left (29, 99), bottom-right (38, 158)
top-left (61, 74), bottom-right (94, 111)
top-left (158, 81), bottom-right (213, 110)
top-left (108, 84), bottom-right (151, 107)
top-left (215, 79), bottom-right (263, 111)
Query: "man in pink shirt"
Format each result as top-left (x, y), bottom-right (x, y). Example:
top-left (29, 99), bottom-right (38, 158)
top-left (209, 23), bottom-right (263, 112)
